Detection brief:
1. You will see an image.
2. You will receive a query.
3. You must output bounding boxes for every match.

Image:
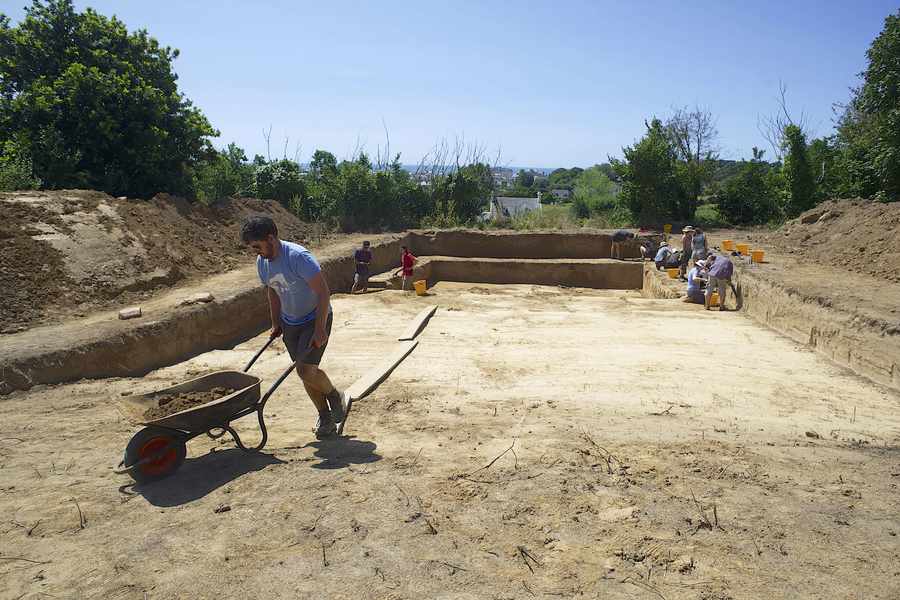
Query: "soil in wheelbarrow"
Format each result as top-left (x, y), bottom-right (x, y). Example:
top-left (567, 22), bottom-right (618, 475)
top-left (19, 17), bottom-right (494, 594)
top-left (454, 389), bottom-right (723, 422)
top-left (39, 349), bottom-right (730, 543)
top-left (143, 387), bottom-right (237, 421)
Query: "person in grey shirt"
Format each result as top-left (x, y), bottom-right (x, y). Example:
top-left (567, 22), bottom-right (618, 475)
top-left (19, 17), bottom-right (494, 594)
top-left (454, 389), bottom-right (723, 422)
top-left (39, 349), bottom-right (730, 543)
top-left (241, 215), bottom-right (345, 438)
top-left (705, 253), bottom-right (734, 311)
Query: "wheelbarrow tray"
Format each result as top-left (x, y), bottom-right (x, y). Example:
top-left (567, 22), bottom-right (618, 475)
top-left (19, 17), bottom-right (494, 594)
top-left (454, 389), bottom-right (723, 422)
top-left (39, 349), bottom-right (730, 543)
top-left (119, 370), bottom-right (261, 433)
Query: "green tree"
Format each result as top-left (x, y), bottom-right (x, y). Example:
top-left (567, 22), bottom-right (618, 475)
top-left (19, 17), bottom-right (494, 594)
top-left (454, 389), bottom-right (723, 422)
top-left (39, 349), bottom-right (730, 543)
top-left (835, 10), bottom-right (900, 200)
top-left (612, 119), bottom-right (687, 223)
top-left (516, 169), bottom-right (536, 188)
top-left (665, 106), bottom-right (719, 218)
top-left (301, 149), bottom-right (340, 220)
top-left (548, 167), bottom-right (582, 189)
top-left (332, 155), bottom-right (377, 230)
top-left (573, 165), bottom-right (616, 212)
top-left (194, 143), bottom-right (254, 203)
top-left (782, 124), bottom-right (816, 217)
top-left (0, 0), bottom-right (217, 197)
top-left (807, 136), bottom-right (847, 201)
top-left (0, 140), bottom-right (40, 190)
top-left (254, 159), bottom-right (304, 206)
top-left (715, 147), bottom-right (780, 225)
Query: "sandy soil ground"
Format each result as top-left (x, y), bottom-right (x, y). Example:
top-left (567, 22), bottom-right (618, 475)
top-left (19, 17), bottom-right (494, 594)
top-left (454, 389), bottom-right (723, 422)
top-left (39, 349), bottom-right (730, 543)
top-left (1, 283), bottom-right (899, 599)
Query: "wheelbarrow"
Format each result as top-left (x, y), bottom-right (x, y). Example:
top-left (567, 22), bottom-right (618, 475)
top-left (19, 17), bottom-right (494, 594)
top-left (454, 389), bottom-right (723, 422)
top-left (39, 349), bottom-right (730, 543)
top-left (115, 336), bottom-right (293, 484)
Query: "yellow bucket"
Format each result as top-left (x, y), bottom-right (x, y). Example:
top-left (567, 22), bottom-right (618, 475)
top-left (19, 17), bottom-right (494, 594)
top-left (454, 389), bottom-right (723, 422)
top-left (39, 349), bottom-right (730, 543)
top-left (666, 268), bottom-right (679, 279)
top-left (663, 223), bottom-right (672, 234)
top-left (722, 240), bottom-right (734, 251)
top-left (736, 243), bottom-right (750, 256)
top-left (751, 250), bottom-right (765, 263)
top-left (413, 280), bottom-right (427, 296)
top-left (710, 292), bottom-right (720, 307)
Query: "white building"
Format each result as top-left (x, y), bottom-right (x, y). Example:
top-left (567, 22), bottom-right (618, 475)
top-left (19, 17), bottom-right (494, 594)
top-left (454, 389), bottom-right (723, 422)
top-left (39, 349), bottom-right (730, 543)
top-left (489, 196), bottom-right (541, 220)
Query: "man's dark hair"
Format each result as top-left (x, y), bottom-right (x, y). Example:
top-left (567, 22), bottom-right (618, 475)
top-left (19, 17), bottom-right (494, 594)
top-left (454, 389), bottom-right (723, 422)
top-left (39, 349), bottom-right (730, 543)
top-left (363, 240), bottom-right (370, 247)
top-left (241, 216), bottom-right (278, 243)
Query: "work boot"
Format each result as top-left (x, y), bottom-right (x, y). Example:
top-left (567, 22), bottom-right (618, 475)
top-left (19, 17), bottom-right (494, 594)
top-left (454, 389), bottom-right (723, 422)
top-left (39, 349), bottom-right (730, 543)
top-left (326, 389), bottom-right (346, 423)
top-left (314, 413), bottom-right (336, 439)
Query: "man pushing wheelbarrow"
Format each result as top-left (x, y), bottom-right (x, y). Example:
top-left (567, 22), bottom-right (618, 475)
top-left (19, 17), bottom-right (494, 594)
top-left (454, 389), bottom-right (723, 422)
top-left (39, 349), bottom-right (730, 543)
top-left (241, 216), bottom-right (346, 438)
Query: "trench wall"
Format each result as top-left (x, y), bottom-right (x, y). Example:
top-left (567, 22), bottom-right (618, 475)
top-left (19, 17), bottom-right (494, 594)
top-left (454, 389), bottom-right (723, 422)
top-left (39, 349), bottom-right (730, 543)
top-left (384, 257), bottom-right (643, 290)
top-left (641, 261), bottom-right (900, 393)
top-left (406, 230), bottom-right (642, 259)
top-left (731, 267), bottom-right (899, 392)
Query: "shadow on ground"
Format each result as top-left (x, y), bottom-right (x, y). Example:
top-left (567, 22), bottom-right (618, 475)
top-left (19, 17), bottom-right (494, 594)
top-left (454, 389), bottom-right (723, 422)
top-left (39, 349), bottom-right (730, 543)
top-left (307, 435), bottom-right (381, 470)
top-left (129, 448), bottom-right (286, 507)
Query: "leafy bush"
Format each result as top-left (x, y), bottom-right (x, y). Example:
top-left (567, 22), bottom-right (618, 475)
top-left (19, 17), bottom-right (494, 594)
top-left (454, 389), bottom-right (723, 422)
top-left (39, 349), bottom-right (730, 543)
top-left (571, 195), bottom-right (592, 219)
top-left (714, 156), bottom-right (781, 225)
top-left (194, 143), bottom-right (254, 204)
top-left (0, 141), bottom-right (40, 191)
top-left (254, 159), bottom-right (304, 206)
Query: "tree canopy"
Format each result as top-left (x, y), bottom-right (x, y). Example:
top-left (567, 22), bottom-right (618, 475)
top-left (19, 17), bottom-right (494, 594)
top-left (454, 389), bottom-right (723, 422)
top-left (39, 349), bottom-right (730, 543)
top-left (0, 0), bottom-right (217, 197)
top-left (835, 10), bottom-right (900, 200)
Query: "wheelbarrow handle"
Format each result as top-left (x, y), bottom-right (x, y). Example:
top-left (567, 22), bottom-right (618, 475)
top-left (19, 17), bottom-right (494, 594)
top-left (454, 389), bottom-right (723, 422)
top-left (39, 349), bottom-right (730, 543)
top-left (259, 359), bottom-right (297, 409)
top-left (243, 334), bottom-right (278, 372)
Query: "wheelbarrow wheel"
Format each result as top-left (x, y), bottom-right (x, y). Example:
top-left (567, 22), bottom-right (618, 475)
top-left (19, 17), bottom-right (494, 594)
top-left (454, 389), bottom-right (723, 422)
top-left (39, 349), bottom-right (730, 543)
top-left (123, 427), bottom-right (187, 484)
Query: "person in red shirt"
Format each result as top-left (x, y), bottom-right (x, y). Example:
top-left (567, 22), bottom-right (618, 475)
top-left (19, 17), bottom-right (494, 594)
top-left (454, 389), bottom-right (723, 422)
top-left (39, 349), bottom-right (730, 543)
top-left (393, 245), bottom-right (417, 291)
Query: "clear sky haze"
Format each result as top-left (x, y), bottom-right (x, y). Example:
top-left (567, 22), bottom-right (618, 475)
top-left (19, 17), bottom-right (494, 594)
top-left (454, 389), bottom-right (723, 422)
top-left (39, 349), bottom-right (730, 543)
top-left (5, 0), bottom-right (898, 168)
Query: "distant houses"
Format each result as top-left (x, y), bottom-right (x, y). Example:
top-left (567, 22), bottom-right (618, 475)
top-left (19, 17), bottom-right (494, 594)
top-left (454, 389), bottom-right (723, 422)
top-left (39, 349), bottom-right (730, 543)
top-left (492, 168), bottom-right (515, 189)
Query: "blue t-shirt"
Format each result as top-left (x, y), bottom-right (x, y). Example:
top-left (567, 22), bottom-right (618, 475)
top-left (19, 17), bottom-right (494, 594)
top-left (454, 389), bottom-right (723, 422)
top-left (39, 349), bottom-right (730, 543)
top-left (686, 267), bottom-right (702, 294)
top-left (257, 240), bottom-right (323, 325)
top-left (691, 232), bottom-right (708, 260)
top-left (654, 246), bottom-right (671, 263)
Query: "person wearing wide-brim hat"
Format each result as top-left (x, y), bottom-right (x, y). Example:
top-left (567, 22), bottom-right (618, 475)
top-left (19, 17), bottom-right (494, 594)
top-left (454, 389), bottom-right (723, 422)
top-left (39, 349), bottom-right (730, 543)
top-left (653, 240), bottom-right (673, 270)
top-left (682, 258), bottom-right (707, 304)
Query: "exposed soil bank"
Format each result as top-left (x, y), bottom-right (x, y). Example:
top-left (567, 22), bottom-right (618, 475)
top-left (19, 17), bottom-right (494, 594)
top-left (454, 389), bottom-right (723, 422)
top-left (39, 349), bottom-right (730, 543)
top-left (0, 190), bottom-right (334, 331)
top-left (406, 229), bottom-right (642, 259)
top-left (376, 257), bottom-right (643, 290)
top-left (0, 235), bottom-right (404, 395)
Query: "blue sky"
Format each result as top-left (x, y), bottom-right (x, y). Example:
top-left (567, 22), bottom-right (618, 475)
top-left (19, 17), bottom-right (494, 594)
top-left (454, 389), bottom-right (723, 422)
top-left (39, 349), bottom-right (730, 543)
top-left (6, 1), bottom-right (897, 168)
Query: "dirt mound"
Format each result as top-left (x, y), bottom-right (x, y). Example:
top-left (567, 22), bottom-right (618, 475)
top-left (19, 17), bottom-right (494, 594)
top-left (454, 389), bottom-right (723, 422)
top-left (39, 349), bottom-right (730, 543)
top-left (0, 190), bottom-right (333, 331)
top-left (753, 198), bottom-right (900, 283)
top-left (143, 386), bottom-right (237, 420)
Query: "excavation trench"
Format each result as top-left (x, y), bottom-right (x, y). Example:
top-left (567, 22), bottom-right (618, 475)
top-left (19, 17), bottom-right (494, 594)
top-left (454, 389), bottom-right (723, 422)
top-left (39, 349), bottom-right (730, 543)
top-left (1, 229), bottom-right (895, 394)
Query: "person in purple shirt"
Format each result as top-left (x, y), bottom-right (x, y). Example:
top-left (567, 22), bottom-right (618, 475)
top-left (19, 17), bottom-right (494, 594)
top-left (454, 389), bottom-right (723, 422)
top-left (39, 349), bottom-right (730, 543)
top-left (705, 253), bottom-right (734, 311)
top-left (351, 241), bottom-right (373, 294)
top-left (241, 215), bottom-right (346, 438)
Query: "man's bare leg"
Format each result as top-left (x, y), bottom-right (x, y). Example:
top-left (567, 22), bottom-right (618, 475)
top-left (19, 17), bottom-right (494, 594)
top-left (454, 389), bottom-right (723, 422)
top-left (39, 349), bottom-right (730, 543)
top-left (298, 363), bottom-right (336, 398)
top-left (301, 379), bottom-right (328, 413)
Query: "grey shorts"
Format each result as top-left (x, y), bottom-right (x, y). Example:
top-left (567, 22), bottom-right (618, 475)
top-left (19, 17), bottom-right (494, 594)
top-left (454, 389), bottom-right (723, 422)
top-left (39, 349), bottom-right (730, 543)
top-left (283, 312), bottom-right (333, 366)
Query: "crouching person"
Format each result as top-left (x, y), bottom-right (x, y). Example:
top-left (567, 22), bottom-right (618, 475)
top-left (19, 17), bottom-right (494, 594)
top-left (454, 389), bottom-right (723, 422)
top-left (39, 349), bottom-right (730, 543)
top-left (683, 259), bottom-right (707, 304)
top-left (705, 253), bottom-right (734, 311)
